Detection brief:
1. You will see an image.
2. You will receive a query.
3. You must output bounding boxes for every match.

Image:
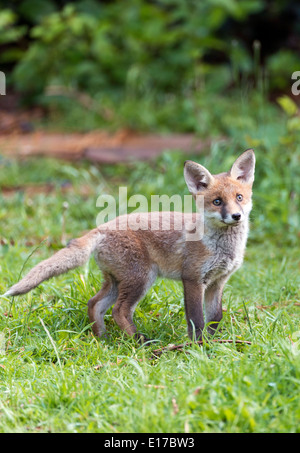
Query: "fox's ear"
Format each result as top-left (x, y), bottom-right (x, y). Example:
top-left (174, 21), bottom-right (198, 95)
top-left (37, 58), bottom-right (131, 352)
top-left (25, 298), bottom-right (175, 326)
top-left (184, 160), bottom-right (214, 194)
top-left (230, 149), bottom-right (255, 184)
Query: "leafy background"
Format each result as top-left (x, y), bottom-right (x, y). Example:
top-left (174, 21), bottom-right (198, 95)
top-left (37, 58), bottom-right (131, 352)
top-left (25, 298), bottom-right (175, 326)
top-left (0, 0), bottom-right (299, 243)
top-left (1, 0), bottom-right (300, 99)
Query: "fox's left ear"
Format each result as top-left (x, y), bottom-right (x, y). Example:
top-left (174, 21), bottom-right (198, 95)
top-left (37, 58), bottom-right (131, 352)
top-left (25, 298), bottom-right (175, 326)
top-left (230, 149), bottom-right (255, 184)
top-left (184, 160), bottom-right (214, 194)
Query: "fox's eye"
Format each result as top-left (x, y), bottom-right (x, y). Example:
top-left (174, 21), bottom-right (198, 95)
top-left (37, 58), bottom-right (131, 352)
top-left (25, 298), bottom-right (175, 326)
top-left (213, 198), bottom-right (222, 206)
top-left (236, 194), bottom-right (243, 202)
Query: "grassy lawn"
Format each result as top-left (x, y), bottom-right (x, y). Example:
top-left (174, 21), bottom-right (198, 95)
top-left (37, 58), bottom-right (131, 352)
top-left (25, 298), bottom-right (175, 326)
top-left (0, 91), bottom-right (299, 433)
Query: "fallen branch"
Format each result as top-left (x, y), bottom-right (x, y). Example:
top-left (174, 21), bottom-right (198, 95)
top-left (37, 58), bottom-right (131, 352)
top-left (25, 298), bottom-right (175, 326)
top-left (151, 339), bottom-right (252, 358)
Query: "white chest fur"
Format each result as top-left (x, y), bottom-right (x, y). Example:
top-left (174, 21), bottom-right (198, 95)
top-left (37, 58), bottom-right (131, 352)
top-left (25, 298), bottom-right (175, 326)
top-left (200, 221), bottom-right (248, 286)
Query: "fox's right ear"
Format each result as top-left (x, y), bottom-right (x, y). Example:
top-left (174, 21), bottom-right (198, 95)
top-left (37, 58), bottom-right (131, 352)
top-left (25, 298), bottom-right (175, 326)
top-left (230, 149), bottom-right (255, 184)
top-left (184, 161), bottom-right (214, 194)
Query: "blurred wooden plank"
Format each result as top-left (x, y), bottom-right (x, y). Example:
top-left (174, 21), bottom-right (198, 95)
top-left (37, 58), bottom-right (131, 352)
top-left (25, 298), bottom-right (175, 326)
top-left (0, 129), bottom-right (213, 163)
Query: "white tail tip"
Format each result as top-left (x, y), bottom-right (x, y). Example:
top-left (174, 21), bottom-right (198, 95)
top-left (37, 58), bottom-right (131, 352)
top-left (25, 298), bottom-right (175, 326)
top-left (1, 290), bottom-right (13, 297)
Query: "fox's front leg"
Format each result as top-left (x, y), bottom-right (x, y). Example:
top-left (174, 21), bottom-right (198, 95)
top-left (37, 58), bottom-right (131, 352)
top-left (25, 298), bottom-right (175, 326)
top-left (204, 277), bottom-right (227, 335)
top-left (182, 279), bottom-right (205, 340)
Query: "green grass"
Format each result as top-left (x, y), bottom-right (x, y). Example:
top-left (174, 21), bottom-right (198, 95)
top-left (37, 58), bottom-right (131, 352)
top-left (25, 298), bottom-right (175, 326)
top-left (0, 250), bottom-right (299, 433)
top-left (0, 89), bottom-right (300, 433)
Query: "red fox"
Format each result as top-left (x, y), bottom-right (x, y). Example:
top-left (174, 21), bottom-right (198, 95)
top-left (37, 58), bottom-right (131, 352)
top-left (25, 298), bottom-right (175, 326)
top-left (3, 149), bottom-right (255, 341)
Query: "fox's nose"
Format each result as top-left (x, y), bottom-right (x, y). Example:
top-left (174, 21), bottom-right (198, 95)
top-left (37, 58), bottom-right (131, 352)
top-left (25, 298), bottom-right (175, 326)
top-left (232, 213), bottom-right (241, 221)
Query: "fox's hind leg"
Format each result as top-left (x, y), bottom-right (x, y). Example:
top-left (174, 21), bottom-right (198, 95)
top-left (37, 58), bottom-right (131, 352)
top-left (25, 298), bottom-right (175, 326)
top-left (87, 273), bottom-right (118, 337)
top-left (112, 269), bottom-right (157, 341)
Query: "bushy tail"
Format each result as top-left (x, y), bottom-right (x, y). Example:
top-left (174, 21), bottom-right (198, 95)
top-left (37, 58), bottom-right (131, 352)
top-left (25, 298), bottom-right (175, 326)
top-left (3, 229), bottom-right (100, 297)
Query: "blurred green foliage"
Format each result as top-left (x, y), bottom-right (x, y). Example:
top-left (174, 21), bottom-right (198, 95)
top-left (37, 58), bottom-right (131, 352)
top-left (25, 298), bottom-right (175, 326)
top-left (0, 92), bottom-right (299, 247)
top-left (0, 0), bottom-right (299, 102)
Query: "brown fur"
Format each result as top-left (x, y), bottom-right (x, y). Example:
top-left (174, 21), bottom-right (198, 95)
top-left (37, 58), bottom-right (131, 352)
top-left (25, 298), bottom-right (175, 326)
top-left (4, 150), bottom-right (255, 342)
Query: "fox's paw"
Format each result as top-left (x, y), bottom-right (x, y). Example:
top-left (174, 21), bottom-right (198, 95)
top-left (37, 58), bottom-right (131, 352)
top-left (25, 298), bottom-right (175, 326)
top-left (135, 333), bottom-right (153, 345)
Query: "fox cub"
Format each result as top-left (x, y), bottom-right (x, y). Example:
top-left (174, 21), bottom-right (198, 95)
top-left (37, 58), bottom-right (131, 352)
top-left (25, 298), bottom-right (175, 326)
top-left (4, 149), bottom-right (255, 341)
